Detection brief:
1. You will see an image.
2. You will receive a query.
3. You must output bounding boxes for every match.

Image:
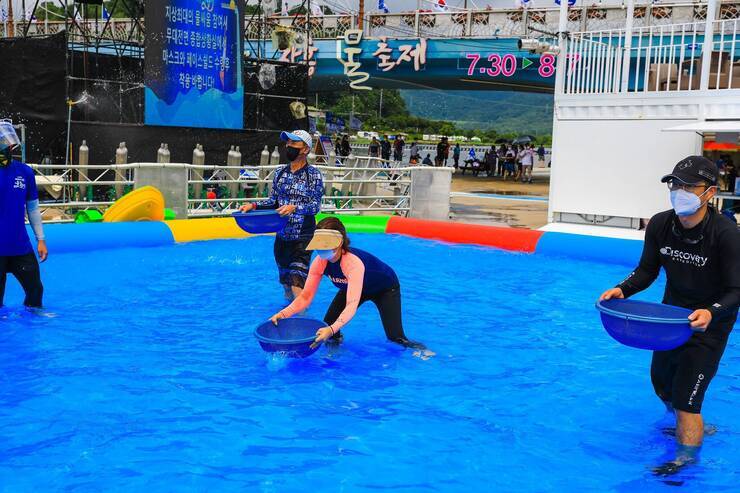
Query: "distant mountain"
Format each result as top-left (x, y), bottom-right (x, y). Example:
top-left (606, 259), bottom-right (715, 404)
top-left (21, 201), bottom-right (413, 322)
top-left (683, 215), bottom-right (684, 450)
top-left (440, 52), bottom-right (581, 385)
top-left (399, 90), bottom-right (554, 136)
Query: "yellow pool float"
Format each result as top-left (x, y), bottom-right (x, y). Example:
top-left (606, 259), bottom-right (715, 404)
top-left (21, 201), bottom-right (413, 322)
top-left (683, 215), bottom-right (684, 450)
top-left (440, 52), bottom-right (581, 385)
top-left (102, 186), bottom-right (166, 222)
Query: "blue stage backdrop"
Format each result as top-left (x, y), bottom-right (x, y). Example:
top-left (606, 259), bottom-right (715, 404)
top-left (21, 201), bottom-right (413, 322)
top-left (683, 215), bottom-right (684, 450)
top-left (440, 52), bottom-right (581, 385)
top-left (144, 0), bottom-right (244, 129)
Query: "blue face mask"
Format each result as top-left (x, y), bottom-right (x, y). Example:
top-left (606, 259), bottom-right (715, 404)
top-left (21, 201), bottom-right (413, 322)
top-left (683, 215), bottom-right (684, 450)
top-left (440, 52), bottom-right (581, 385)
top-left (670, 188), bottom-right (708, 217)
top-left (316, 249), bottom-right (336, 260)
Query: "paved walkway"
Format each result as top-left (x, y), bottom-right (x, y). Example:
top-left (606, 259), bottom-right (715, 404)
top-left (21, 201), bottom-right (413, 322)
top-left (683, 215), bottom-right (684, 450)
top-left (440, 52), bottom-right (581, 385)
top-left (449, 168), bottom-right (550, 229)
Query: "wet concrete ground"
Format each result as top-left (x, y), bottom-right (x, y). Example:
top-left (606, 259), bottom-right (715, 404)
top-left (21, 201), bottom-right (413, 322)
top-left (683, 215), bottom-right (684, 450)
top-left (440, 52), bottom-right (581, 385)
top-left (449, 168), bottom-right (550, 229)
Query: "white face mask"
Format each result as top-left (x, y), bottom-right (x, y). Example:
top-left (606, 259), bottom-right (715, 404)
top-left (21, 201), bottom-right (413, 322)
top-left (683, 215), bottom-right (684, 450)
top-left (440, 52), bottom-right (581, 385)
top-left (670, 188), bottom-right (710, 217)
top-left (316, 249), bottom-right (336, 260)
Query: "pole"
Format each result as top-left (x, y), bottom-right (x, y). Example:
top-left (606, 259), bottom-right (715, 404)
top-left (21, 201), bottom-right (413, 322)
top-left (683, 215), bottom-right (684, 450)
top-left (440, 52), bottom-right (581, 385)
top-left (699, 0), bottom-right (719, 92)
top-left (620, 0), bottom-right (635, 92)
top-left (8, 0), bottom-right (14, 36)
top-left (65, 101), bottom-right (72, 167)
top-left (358, 0), bottom-right (364, 34)
top-left (553, 0), bottom-right (569, 96)
top-left (379, 88), bottom-right (383, 118)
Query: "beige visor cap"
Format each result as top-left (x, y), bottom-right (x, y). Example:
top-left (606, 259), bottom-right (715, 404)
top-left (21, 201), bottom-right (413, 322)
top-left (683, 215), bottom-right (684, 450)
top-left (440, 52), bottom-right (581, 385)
top-left (306, 229), bottom-right (343, 250)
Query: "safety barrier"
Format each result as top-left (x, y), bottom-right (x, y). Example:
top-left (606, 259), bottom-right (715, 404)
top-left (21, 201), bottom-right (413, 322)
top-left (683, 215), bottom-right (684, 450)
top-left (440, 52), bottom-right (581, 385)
top-left (28, 160), bottom-right (413, 221)
top-left (29, 214), bottom-right (644, 266)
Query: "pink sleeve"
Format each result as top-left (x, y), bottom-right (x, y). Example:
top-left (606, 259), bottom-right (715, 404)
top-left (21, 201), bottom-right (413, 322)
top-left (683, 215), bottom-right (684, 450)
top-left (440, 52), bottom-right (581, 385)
top-left (282, 257), bottom-right (327, 317)
top-left (328, 254), bottom-right (365, 332)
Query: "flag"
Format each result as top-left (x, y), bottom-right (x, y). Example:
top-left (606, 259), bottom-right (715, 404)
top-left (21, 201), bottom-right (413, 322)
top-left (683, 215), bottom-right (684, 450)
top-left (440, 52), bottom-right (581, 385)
top-left (102, 4), bottom-right (111, 20)
top-left (554, 0), bottom-right (576, 6)
top-left (310, 2), bottom-right (322, 15)
top-left (281, 0), bottom-right (289, 15)
top-left (468, 148), bottom-right (476, 159)
top-left (434, 0), bottom-right (448, 12)
top-left (378, 0), bottom-right (389, 13)
top-left (0, 6), bottom-right (7, 22)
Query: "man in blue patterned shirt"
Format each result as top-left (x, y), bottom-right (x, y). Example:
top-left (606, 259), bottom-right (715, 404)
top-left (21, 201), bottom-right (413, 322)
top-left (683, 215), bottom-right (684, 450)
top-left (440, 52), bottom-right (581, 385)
top-left (241, 130), bottom-right (323, 300)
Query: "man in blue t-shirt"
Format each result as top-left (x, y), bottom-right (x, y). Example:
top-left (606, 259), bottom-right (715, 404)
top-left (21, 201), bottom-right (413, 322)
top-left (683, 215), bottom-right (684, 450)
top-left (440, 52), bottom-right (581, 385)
top-left (0, 120), bottom-right (47, 308)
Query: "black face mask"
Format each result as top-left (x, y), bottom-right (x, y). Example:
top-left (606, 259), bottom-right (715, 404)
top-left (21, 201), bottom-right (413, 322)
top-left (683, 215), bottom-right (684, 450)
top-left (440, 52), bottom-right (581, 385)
top-left (285, 146), bottom-right (302, 162)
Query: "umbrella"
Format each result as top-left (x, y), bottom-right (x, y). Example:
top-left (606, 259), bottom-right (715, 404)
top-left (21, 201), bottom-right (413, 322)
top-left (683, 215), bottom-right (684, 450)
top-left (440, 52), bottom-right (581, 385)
top-left (512, 135), bottom-right (536, 145)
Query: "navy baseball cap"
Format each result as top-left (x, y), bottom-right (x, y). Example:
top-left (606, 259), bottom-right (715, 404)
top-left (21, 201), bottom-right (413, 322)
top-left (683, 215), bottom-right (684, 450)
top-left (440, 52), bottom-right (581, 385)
top-left (661, 155), bottom-right (719, 186)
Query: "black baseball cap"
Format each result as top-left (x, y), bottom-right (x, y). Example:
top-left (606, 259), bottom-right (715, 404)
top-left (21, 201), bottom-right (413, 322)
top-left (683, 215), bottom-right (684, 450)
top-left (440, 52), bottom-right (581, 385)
top-left (660, 155), bottom-right (719, 186)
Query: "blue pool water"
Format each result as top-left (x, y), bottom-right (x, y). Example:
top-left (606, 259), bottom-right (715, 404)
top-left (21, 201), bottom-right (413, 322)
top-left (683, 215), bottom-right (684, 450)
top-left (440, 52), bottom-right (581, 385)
top-left (1, 234), bottom-right (738, 492)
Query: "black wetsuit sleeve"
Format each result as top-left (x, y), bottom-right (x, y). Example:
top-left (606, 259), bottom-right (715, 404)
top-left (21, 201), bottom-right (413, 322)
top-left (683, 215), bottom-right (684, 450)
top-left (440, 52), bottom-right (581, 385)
top-left (708, 227), bottom-right (740, 319)
top-left (617, 218), bottom-right (662, 298)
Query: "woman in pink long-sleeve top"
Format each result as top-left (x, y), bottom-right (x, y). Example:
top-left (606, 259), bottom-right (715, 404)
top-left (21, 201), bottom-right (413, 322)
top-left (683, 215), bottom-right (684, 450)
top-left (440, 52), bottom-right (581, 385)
top-left (269, 217), bottom-right (429, 351)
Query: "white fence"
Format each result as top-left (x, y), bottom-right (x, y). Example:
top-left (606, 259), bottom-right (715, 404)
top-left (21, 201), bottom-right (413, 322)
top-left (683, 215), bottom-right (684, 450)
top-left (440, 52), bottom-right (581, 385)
top-left (565, 17), bottom-right (740, 94)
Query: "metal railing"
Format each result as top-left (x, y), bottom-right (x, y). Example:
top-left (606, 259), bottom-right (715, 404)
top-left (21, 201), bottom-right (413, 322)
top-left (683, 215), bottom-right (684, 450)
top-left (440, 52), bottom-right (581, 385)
top-left (5, 3), bottom-right (739, 41)
top-left (253, 3), bottom-right (738, 39)
top-left (29, 157), bottom-right (413, 223)
top-left (564, 17), bottom-right (740, 94)
top-left (2, 17), bottom-right (144, 43)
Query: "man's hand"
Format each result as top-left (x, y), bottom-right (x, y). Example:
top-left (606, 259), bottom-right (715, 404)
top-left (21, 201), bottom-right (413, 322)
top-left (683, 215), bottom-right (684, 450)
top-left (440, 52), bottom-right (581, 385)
top-left (37, 240), bottom-right (48, 263)
top-left (688, 309), bottom-right (712, 331)
top-left (276, 204), bottom-right (297, 216)
top-left (310, 327), bottom-right (334, 348)
top-left (599, 287), bottom-right (624, 302)
top-left (269, 312), bottom-right (285, 326)
top-left (239, 203), bottom-right (255, 212)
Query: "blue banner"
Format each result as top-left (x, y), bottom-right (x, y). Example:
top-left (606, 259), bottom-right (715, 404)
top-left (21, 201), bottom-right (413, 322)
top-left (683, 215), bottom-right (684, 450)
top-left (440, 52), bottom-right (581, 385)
top-left (144, 0), bottom-right (244, 130)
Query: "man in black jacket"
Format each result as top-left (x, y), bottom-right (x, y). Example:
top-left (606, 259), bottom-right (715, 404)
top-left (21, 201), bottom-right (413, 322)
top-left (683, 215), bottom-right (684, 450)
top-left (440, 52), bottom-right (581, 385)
top-left (600, 156), bottom-right (740, 475)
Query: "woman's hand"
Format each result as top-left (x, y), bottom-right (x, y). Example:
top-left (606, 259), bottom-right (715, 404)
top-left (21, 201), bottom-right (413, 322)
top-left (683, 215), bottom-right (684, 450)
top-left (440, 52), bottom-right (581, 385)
top-left (310, 326), bottom-right (334, 348)
top-left (269, 311), bottom-right (285, 326)
top-left (239, 203), bottom-right (255, 212)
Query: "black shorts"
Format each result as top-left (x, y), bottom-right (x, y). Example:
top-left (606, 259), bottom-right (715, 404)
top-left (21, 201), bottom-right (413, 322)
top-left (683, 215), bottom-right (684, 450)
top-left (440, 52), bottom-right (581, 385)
top-left (273, 237), bottom-right (311, 289)
top-left (0, 252), bottom-right (44, 308)
top-left (651, 325), bottom-right (731, 414)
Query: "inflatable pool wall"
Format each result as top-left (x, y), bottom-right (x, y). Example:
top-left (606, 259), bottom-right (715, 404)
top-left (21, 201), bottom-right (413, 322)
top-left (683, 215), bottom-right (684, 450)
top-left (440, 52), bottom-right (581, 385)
top-left (29, 215), bottom-right (644, 266)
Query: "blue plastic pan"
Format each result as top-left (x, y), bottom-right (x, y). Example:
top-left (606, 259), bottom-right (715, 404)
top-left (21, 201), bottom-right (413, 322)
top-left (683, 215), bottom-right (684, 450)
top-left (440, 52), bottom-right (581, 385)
top-left (232, 211), bottom-right (288, 234)
top-left (254, 317), bottom-right (325, 358)
top-left (596, 299), bottom-right (693, 351)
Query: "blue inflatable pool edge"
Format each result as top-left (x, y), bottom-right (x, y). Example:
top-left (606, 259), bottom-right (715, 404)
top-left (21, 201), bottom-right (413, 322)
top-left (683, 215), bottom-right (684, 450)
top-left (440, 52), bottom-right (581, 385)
top-left (596, 299), bottom-right (693, 351)
top-left (28, 222), bottom-right (175, 254)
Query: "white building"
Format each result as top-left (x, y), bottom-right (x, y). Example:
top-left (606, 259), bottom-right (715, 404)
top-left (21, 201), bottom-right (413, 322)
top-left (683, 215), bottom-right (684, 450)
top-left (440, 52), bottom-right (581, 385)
top-left (546, 0), bottom-right (739, 239)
